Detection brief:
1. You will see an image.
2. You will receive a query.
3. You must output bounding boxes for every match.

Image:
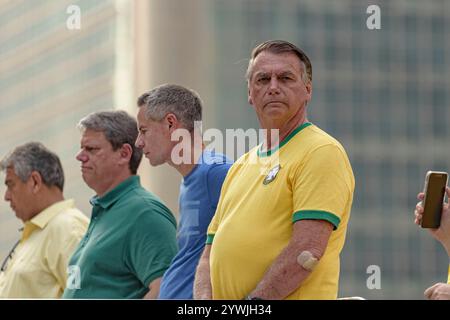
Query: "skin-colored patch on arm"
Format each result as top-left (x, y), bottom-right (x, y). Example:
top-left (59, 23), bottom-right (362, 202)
top-left (296, 250), bottom-right (319, 271)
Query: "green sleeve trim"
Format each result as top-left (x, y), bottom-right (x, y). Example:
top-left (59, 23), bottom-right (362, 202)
top-left (206, 234), bottom-right (215, 245)
top-left (292, 210), bottom-right (341, 230)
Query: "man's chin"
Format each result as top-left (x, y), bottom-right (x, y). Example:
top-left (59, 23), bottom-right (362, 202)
top-left (149, 159), bottom-right (163, 167)
top-left (81, 175), bottom-right (94, 188)
top-left (263, 108), bottom-right (286, 119)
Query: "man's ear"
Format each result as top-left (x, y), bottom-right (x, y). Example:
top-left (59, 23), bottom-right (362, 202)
top-left (305, 82), bottom-right (313, 101)
top-left (119, 143), bottom-right (133, 166)
top-left (29, 171), bottom-right (43, 194)
top-left (248, 88), bottom-right (253, 106)
top-left (165, 113), bottom-right (179, 133)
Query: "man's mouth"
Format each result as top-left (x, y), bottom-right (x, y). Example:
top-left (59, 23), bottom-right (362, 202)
top-left (265, 101), bottom-right (284, 107)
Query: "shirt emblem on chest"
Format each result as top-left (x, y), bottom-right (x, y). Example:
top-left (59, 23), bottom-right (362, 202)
top-left (263, 164), bottom-right (281, 185)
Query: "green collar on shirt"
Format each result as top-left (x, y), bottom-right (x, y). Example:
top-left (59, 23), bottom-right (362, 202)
top-left (257, 122), bottom-right (312, 157)
top-left (90, 175), bottom-right (140, 209)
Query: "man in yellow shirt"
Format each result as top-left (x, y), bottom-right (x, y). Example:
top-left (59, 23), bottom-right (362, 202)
top-left (0, 142), bottom-right (88, 298)
top-left (415, 186), bottom-right (450, 300)
top-left (194, 40), bottom-right (354, 300)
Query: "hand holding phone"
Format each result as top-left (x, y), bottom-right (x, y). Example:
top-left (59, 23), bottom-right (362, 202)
top-left (421, 171), bottom-right (448, 228)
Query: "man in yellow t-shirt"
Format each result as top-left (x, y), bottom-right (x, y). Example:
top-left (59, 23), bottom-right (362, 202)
top-left (0, 142), bottom-right (88, 298)
top-left (415, 186), bottom-right (450, 300)
top-left (194, 40), bottom-right (354, 300)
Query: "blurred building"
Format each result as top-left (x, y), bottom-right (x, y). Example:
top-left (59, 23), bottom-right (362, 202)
top-left (1, 0), bottom-right (449, 299)
top-left (0, 0), bottom-right (136, 260)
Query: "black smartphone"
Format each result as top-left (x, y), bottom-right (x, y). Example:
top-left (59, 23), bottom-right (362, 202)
top-left (421, 171), bottom-right (448, 228)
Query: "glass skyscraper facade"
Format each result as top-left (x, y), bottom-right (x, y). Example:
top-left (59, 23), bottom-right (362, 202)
top-left (0, 0), bottom-right (123, 259)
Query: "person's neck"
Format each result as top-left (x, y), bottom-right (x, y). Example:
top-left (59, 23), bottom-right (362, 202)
top-left (44, 190), bottom-right (65, 207)
top-left (170, 140), bottom-right (205, 177)
top-left (95, 171), bottom-right (133, 197)
top-left (263, 115), bottom-right (308, 151)
top-left (26, 189), bottom-right (65, 221)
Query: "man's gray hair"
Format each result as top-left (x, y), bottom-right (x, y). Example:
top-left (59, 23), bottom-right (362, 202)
top-left (77, 110), bottom-right (143, 174)
top-left (0, 142), bottom-right (65, 191)
top-left (137, 84), bottom-right (202, 132)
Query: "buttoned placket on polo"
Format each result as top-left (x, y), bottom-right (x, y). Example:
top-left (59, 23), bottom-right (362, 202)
top-left (80, 176), bottom-right (139, 248)
top-left (80, 199), bottom-right (103, 248)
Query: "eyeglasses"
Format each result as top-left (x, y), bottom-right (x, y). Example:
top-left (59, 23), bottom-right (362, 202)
top-left (1, 240), bottom-right (21, 272)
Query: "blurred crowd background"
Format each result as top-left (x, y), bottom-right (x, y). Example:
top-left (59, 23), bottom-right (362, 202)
top-left (1, 0), bottom-right (449, 299)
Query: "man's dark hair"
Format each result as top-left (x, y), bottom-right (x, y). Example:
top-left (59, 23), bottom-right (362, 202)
top-left (77, 110), bottom-right (143, 174)
top-left (246, 40), bottom-right (312, 84)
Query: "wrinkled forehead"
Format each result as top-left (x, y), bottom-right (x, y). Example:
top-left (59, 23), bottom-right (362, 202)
top-left (137, 106), bottom-right (147, 121)
top-left (251, 51), bottom-right (304, 77)
top-left (80, 129), bottom-right (108, 145)
top-left (4, 166), bottom-right (19, 182)
top-left (139, 110), bottom-right (166, 131)
top-left (136, 107), bottom-right (154, 126)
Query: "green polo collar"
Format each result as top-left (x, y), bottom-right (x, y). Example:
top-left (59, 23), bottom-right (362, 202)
top-left (90, 175), bottom-right (140, 209)
top-left (257, 122), bottom-right (312, 157)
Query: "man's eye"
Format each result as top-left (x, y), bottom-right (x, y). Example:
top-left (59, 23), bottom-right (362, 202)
top-left (257, 77), bottom-right (269, 83)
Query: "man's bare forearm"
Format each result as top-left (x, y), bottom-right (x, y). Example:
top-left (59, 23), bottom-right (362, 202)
top-left (193, 245), bottom-right (212, 299)
top-left (248, 220), bottom-right (333, 300)
top-left (143, 277), bottom-right (161, 299)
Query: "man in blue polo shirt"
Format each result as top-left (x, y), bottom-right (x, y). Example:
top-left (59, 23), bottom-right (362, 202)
top-left (63, 110), bottom-right (178, 299)
top-left (135, 84), bottom-right (232, 299)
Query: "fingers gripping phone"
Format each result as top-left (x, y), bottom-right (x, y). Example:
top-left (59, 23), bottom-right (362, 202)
top-left (421, 171), bottom-right (448, 228)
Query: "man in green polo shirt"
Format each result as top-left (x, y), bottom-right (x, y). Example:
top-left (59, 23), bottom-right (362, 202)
top-left (62, 110), bottom-right (178, 299)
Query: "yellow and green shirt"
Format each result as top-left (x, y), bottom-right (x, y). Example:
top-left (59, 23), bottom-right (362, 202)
top-left (207, 123), bottom-right (355, 300)
top-left (447, 264), bottom-right (450, 284)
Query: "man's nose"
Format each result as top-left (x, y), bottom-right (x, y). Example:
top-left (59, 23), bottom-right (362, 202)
top-left (76, 150), bottom-right (87, 162)
top-left (135, 134), bottom-right (144, 149)
top-left (4, 190), bottom-right (10, 202)
top-left (268, 77), bottom-right (280, 94)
